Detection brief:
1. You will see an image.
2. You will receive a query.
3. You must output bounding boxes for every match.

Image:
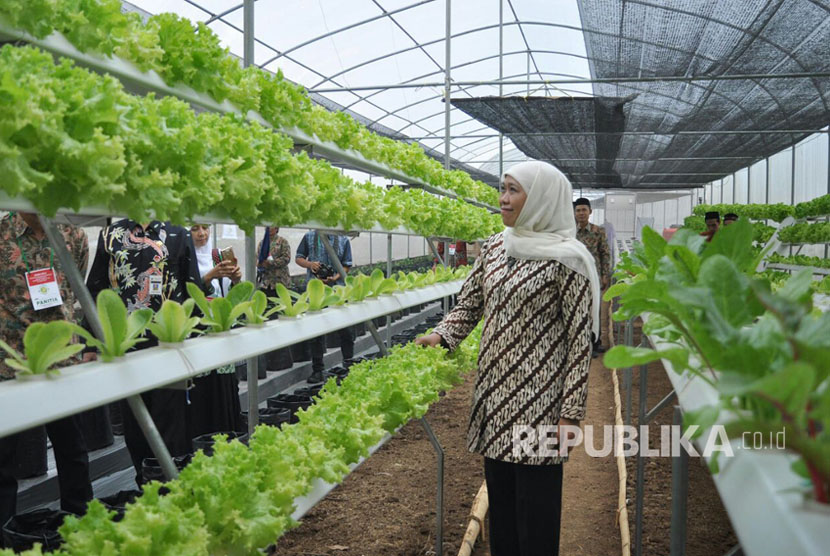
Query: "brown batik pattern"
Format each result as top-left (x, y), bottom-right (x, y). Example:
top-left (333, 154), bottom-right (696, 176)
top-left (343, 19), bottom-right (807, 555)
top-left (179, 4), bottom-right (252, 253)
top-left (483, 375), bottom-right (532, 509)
top-left (433, 232), bottom-right (592, 465)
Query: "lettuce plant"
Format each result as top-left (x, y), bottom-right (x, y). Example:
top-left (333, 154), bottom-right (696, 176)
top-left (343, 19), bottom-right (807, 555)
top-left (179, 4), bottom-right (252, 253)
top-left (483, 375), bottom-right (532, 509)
top-left (243, 290), bottom-right (283, 325)
top-left (365, 268), bottom-right (397, 298)
top-left (272, 284), bottom-right (308, 317)
top-left (81, 290), bottom-right (152, 361)
top-left (306, 279), bottom-right (342, 311)
top-left (0, 321), bottom-right (86, 378)
top-left (146, 299), bottom-right (201, 343)
top-left (605, 220), bottom-right (830, 503)
top-left (186, 281), bottom-right (253, 333)
top-left (345, 274), bottom-right (372, 303)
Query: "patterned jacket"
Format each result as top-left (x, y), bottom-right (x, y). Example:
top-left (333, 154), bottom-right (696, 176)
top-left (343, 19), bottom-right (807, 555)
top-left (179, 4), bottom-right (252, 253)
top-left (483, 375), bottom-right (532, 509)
top-left (0, 214), bottom-right (88, 380)
top-left (577, 222), bottom-right (611, 281)
top-left (86, 219), bottom-right (206, 315)
top-left (433, 232), bottom-right (592, 465)
top-left (257, 233), bottom-right (291, 289)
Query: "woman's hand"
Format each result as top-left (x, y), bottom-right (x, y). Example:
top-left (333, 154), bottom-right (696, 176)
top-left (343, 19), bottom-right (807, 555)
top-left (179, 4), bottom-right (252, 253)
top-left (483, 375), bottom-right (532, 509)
top-left (205, 260), bottom-right (234, 282)
top-left (414, 333), bottom-right (443, 348)
top-left (229, 265), bottom-right (242, 283)
top-left (557, 417), bottom-right (581, 452)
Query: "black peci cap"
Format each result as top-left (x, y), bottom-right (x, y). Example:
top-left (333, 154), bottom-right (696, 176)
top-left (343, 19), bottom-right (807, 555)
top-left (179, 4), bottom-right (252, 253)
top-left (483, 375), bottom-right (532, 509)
top-left (574, 197), bottom-right (591, 209)
top-left (704, 211), bottom-right (721, 220)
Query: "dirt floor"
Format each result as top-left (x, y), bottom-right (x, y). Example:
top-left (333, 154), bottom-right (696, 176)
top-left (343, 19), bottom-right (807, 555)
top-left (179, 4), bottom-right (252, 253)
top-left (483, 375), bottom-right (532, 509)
top-left (274, 351), bottom-right (622, 556)
top-left (273, 317), bottom-right (737, 556)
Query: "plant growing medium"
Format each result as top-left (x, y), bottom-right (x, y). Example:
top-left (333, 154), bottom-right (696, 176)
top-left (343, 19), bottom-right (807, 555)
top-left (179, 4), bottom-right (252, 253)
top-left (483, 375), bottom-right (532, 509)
top-left (604, 220), bottom-right (830, 505)
top-left (1, 324), bottom-right (483, 556)
top-left (0, 1), bottom-right (499, 207)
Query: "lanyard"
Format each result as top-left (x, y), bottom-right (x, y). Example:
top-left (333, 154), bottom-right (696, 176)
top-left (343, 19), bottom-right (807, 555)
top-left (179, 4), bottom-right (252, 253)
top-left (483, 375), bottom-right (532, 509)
top-left (315, 233), bottom-right (335, 261)
top-left (16, 236), bottom-right (53, 272)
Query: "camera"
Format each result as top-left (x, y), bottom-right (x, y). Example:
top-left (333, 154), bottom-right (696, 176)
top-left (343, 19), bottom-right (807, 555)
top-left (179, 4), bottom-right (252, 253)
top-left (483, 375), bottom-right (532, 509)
top-left (313, 263), bottom-right (336, 280)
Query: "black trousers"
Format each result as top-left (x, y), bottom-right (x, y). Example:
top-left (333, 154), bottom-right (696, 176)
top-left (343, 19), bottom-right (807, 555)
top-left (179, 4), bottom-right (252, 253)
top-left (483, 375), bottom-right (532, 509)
top-left (484, 457), bottom-right (564, 556)
top-left (0, 416), bottom-right (93, 533)
top-left (122, 388), bottom-right (190, 485)
top-left (311, 326), bottom-right (354, 372)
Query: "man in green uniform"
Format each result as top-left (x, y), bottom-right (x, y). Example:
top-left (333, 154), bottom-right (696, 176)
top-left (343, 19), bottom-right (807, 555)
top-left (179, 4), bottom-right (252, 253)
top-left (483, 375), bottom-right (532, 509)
top-left (0, 212), bottom-right (93, 534)
top-left (574, 198), bottom-right (611, 357)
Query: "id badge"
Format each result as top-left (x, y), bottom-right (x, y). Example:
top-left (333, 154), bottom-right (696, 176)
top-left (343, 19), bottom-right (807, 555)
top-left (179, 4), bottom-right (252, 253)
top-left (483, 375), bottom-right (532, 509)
top-left (448, 245), bottom-right (457, 256)
top-left (25, 268), bottom-right (63, 311)
top-left (149, 275), bottom-right (163, 296)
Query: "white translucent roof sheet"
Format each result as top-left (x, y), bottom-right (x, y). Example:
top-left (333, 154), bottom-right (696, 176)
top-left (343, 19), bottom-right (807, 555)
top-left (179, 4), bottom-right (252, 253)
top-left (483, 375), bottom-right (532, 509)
top-left (127, 0), bottom-right (594, 168)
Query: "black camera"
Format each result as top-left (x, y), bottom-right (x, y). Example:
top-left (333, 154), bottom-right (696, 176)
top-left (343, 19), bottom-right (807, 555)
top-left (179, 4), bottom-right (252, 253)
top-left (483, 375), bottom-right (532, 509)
top-left (313, 263), bottom-right (336, 280)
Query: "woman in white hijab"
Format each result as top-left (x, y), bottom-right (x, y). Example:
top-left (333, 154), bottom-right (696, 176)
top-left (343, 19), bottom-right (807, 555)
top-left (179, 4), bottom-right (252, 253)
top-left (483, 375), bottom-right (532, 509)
top-left (416, 161), bottom-right (598, 556)
top-left (189, 224), bottom-right (244, 436)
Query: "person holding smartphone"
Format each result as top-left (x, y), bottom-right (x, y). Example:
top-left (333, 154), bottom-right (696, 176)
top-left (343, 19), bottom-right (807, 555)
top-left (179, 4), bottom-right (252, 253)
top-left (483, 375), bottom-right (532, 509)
top-left (188, 224), bottom-right (243, 437)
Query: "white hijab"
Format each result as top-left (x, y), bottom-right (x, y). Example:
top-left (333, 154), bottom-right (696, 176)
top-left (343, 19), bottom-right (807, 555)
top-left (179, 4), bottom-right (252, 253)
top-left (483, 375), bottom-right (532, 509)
top-left (502, 161), bottom-right (601, 338)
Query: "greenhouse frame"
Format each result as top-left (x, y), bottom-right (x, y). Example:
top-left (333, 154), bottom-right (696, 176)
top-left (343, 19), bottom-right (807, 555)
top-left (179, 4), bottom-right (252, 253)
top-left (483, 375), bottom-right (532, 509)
top-left (0, 1), bottom-right (828, 555)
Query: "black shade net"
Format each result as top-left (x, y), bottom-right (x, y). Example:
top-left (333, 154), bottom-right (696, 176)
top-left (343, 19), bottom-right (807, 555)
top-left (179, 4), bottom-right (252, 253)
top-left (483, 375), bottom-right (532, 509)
top-left (454, 0), bottom-right (830, 190)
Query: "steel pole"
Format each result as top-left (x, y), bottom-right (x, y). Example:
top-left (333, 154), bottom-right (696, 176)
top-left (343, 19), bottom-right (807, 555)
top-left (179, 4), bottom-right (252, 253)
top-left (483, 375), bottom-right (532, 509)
top-left (243, 0), bottom-right (259, 437)
top-left (421, 417), bottom-right (444, 556)
top-left (670, 406), bottom-right (689, 556)
top-left (386, 234), bottom-right (392, 348)
top-left (40, 216), bottom-right (178, 480)
top-left (444, 0), bottom-right (451, 171)
top-left (498, 0), bottom-right (504, 190)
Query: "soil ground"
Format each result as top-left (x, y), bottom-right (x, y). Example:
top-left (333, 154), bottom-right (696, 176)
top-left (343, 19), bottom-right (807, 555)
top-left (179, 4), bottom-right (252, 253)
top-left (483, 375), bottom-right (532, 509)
top-left (274, 315), bottom-right (737, 556)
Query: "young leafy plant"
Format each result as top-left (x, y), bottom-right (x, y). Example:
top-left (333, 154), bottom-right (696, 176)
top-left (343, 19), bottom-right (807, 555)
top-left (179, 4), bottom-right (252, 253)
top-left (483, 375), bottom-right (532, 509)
top-left (345, 274), bottom-right (372, 302)
top-left (186, 281), bottom-right (253, 333)
top-left (0, 321), bottom-right (86, 377)
top-left (306, 279), bottom-right (342, 311)
top-left (366, 268), bottom-right (397, 297)
top-left (272, 283), bottom-right (309, 317)
top-left (243, 290), bottom-right (283, 325)
top-left (146, 299), bottom-right (201, 343)
top-left (82, 290), bottom-right (153, 361)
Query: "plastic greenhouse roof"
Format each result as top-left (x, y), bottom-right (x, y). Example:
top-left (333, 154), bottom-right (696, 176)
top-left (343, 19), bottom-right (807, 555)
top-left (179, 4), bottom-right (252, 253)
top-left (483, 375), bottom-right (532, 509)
top-left (123, 0), bottom-right (830, 191)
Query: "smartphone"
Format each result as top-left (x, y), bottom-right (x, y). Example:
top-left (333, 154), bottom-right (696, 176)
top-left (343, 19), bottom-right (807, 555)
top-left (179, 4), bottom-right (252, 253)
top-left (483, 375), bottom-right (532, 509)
top-left (220, 246), bottom-right (237, 265)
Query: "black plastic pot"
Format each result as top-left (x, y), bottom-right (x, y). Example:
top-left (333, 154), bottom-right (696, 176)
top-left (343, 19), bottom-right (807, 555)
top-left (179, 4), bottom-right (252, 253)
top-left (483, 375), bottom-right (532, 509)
top-left (372, 316), bottom-right (385, 328)
top-left (291, 340), bottom-right (311, 363)
top-left (324, 331), bottom-right (341, 349)
top-left (293, 384), bottom-right (323, 398)
top-left (353, 321), bottom-right (366, 337)
top-left (343, 356), bottom-right (368, 368)
top-left (266, 394), bottom-right (314, 424)
top-left (235, 360), bottom-right (266, 381)
top-left (326, 365), bottom-right (349, 379)
top-left (2, 509), bottom-right (69, 552)
top-left (264, 347), bottom-right (293, 371)
top-left (241, 408), bottom-right (292, 429)
top-left (141, 454), bottom-right (193, 483)
top-left (77, 406), bottom-right (114, 451)
top-left (391, 333), bottom-right (416, 347)
top-left (192, 432), bottom-right (248, 456)
top-left (11, 426), bottom-right (47, 480)
top-left (99, 490), bottom-right (142, 522)
top-left (413, 323), bottom-right (431, 335)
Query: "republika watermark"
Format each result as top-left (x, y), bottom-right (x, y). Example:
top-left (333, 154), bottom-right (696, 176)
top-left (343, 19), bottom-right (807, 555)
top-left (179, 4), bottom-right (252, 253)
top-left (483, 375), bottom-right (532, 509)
top-left (512, 424), bottom-right (787, 458)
